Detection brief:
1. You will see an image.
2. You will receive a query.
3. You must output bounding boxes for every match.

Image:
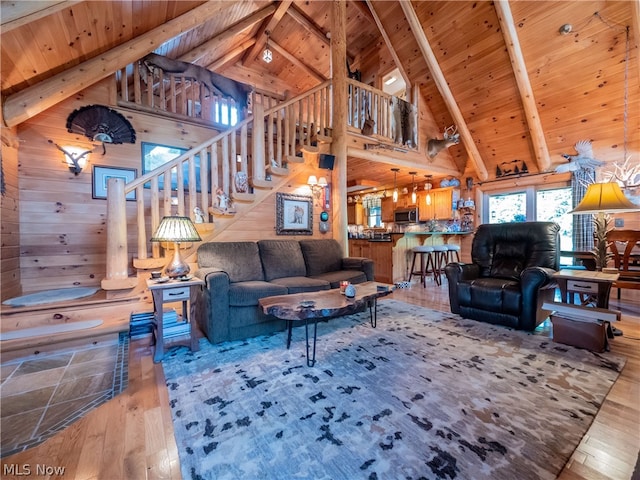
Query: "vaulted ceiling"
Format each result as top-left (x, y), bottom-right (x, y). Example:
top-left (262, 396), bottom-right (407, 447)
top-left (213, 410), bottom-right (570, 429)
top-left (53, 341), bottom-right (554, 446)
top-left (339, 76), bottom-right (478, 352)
top-left (2, 1), bottom-right (638, 191)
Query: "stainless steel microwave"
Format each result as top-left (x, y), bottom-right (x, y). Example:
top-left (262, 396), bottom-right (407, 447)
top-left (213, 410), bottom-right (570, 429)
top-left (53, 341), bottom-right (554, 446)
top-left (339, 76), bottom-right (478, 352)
top-left (394, 208), bottom-right (418, 223)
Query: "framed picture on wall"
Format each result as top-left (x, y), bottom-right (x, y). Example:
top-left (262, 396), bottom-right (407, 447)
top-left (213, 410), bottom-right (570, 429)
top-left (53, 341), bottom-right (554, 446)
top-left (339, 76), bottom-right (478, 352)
top-left (92, 165), bottom-right (137, 200)
top-left (141, 142), bottom-right (210, 193)
top-left (276, 193), bottom-right (313, 235)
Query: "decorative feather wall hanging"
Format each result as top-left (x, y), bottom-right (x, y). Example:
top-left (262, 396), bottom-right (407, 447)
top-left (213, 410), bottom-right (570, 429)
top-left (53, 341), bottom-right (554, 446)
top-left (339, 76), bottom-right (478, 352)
top-left (66, 105), bottom-right (136, 154)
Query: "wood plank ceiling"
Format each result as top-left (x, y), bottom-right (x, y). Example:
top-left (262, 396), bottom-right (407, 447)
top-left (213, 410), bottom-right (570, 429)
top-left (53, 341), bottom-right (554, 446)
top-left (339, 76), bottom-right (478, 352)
top-left (1, 1), bottom-right (638, 192)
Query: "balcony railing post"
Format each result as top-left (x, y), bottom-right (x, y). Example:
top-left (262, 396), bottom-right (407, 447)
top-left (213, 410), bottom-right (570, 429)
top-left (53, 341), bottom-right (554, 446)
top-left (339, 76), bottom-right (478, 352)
top-left (101, 177), bottom-right (137, 290)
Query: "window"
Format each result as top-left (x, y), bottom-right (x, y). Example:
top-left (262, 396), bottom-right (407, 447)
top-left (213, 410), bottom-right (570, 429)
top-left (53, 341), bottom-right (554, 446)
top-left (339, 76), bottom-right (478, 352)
top-left (483, 185), bottom-right (573, 251)
top-left (141, 142), bottom-right (210, 193)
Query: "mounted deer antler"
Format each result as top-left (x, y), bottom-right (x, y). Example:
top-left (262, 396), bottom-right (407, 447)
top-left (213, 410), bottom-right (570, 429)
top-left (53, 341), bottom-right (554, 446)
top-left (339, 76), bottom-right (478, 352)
top-left (427, 125), bottom-right (460, 158)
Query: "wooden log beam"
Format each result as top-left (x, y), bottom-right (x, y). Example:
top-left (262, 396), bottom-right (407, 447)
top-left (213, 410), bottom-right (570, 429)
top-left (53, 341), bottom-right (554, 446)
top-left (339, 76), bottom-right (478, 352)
top-left (242, 1), bottom-right (293, 65)
top-left (269, 40), bottom-right (327, 82)
top-left (1, 0), bottom-right (80, 33)
top-left (2, 2), bottom-right (230, 128)
top-left (286, 4), bottom-right (356, 63)
top-left (399, 2), bottom-right (489, 181)
top-left (494, 0), bottom-right (551, 172)
top-left (365, 0), bottom-right (411, 91)
top-left (331, 0), bottom-right (349, 252)
top-left (180, 4), bottom-right (277, 67)
top-left (208, 39), bottom-right (257, 71)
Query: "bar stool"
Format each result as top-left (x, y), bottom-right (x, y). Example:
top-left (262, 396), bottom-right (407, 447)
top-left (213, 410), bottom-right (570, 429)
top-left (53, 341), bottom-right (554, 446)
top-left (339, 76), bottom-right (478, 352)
top-left (409, 245), bottom-right (439, 287)
top-left (432, 245), bottom-right (450, 284)
top-left (446, 244), bottom-right (461, 263)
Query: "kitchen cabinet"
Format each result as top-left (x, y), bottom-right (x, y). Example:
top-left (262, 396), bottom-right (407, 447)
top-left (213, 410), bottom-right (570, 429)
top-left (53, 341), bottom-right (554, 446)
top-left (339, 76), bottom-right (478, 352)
top-left (347, 203), bottom-right (364, 225)
top-left (348, 239), bottom-right (370, 258)
top-left (369, 241), bottom-right (393, 284)
top-left (381, 197), bottom-right (395, 223)
top-left (418, 187), bottom-right (456, 221)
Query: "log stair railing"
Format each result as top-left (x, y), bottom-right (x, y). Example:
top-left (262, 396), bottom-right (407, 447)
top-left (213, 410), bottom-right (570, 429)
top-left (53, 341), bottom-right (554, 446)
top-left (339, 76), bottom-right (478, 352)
top-left (102, 81), bottom-right (333, 290)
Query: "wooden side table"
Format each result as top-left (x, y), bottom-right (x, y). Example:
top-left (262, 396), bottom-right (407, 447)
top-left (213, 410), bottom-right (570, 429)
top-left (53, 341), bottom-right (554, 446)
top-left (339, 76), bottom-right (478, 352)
top-left (146, 277), bottom-right (204, 363)
top-left (553, 269), bottom-right (619, 309)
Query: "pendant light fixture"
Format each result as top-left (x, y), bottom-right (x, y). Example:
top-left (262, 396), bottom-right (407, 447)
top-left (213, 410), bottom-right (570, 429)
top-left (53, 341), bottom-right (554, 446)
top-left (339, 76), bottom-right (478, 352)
top-left (409, 171), bottom-right (417, 204)
top-left (424, 175), bottom-right (433, 206)
top-left (391, 168), bottom-right (400, 203)
top-left (263, 31), bottom-right (273, 63)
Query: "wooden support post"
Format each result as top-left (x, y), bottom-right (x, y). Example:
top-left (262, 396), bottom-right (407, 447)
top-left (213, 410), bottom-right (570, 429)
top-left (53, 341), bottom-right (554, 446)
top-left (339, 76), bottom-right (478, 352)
top-left (331, 0), bottom-right (348, 253)
top-left (102, 178), bottom-right (137, 290)
top-left (252, 102), bottom-right (266, 182)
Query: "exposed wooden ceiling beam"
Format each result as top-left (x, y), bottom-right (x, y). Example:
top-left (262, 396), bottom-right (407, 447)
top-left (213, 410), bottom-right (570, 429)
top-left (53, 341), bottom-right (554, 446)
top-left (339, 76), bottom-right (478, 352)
top-left (286, 4), bottom-right (356, 63)
top-left (1, 0), bottom-right (80, 33)
top-left (269, 40), bottom-right (327, 82)
top-left (349, 0), bottom-right (376, 25)
top-left (241, 1), bottom-right (293, 65)
top-left (208, 39), bottom-right (256, 71)
top-left (365, 0), bottom-right (411, 91)
top-left (180, 4), bottom-right (277, 67)
top-left (399, 2), bottom-right (489, 181)
top-left (494, 0), bottom-right (551, 172)
top-left (2, 2), bottom-right (230, 128)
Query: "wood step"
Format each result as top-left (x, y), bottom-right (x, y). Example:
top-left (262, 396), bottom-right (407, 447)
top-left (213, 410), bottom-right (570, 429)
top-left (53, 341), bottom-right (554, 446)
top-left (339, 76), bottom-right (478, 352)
top-left (267, 165), bottom-right (290, 176)
top-left (286, 154), bottom-right (305, 164)
top-left (251, 178), bottom-right (274, 189)
top-left (233, 192), bottom-right (256, 202)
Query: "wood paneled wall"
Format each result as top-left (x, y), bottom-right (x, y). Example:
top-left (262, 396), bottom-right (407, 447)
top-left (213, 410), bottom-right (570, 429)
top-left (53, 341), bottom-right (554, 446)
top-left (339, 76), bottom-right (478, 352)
top-left (15, 79), bottom-right (333, 294)
top-left (1, 133), bottom-right (21, 301)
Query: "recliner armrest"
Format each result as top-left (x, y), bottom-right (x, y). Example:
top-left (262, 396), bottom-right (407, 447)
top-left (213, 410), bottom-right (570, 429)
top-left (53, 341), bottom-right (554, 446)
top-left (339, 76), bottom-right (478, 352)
top-left (342, 257), bottom-right (375, 281)
top-left (444, 263), bottom-right (480, 314)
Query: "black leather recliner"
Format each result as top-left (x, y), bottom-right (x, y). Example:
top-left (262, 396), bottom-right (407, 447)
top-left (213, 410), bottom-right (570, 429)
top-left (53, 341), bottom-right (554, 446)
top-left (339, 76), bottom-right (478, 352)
top-left (444, 222), bottom-right (560, 330)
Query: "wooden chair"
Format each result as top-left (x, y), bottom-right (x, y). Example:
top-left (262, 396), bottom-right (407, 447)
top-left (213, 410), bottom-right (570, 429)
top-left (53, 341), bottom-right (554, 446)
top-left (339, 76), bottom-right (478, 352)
top-left (607, 230), bottom-right (640, 299)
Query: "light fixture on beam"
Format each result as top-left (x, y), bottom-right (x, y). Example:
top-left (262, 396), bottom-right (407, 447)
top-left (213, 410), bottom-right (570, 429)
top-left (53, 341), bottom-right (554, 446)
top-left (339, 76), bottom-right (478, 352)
top-left (263, 31), bottom-right (273, 63)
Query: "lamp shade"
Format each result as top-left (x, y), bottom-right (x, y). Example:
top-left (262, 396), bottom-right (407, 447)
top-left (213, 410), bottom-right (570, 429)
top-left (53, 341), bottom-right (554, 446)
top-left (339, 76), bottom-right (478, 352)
top-left (570, 182), bottom-right (640, 215)
top-left (151, 216), bottom-right (202, 243)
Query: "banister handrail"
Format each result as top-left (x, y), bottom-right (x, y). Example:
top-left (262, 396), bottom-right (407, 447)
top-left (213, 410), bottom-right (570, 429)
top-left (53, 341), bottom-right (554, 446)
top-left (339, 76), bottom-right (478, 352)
top-left (263, 80), bottom-right (332, 117)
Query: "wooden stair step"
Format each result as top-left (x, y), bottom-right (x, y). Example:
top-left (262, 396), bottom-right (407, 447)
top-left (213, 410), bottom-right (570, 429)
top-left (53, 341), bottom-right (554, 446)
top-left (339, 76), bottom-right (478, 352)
top-left (251, 178), bottom-right (274, 189)
top-left (233, 192), bottom-right (256, 202)
top-left (286, 154), bottom-right (305, 164)
top-left (267, 165), bottom-right (290, 176)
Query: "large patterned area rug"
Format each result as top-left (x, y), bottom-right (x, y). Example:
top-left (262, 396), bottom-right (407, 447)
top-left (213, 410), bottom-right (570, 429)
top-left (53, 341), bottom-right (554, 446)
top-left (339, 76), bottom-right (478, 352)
top-left (162, 300), bottom-right (625, 480)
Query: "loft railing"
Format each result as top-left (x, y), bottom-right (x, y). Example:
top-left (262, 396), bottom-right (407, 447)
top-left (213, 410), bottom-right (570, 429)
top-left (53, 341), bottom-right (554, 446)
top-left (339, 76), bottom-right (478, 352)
top-left (102, 81), bottom-right (333, 290)
top-left (345, 78), bottom-right (418, 149)
top-left (115, 60), bottom-right (285, 127)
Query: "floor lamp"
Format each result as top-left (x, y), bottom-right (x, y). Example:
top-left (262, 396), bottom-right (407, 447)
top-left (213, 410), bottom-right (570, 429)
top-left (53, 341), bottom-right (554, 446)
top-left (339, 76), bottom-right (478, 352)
top-left (151, 216), bottom-right (202, 278)
top-left (570, 182), bottom-right (639, 271)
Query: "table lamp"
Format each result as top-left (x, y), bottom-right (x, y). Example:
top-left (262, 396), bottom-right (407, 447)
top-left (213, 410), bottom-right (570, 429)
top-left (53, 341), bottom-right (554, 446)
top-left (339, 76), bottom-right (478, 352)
top-left (570, 182), bottom-right (640, 270)
top-left (150, 216), bottom-right (202, 278)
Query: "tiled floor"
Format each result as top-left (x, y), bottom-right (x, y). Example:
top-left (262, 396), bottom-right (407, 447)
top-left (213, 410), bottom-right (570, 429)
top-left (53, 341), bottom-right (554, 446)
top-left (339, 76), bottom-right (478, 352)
top-left (0, 332), bottom-right (128, 457)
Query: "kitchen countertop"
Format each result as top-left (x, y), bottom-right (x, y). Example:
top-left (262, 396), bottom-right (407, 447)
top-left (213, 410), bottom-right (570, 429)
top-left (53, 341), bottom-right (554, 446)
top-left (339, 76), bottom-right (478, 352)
top-left (401, 231), bottom-right (472, 235)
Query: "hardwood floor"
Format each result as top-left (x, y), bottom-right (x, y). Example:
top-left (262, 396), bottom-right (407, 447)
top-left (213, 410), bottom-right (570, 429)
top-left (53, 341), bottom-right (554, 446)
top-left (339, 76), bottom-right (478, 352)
top-left (1, 282), bottom-right (638, 480)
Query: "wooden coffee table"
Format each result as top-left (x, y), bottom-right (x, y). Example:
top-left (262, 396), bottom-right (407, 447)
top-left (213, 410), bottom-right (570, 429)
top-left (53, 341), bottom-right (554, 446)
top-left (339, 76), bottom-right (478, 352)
top-left (259, 281), bottom-right (394, 366)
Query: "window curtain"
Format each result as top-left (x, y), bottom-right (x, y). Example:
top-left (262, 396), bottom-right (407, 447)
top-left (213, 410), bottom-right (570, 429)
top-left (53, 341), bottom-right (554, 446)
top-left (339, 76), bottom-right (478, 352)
top-left (572, 168), bottom-right (596, 251)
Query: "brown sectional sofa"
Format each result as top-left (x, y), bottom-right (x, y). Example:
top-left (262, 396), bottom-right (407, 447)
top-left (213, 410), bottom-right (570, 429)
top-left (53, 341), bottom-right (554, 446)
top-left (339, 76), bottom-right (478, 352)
top-left (194, 239), bottom-right (374, 344)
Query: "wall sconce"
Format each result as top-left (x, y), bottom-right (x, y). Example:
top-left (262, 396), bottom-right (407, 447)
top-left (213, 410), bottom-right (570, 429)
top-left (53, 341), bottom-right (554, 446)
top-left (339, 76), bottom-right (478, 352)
top-left (391, 168), bottom-right (399, 202)
top-left (263, 31), bottom-right (273, 63)
top-left (49, 140), bottom-right (91, 175)
top-left (307, 175), bottom-right (327, 198)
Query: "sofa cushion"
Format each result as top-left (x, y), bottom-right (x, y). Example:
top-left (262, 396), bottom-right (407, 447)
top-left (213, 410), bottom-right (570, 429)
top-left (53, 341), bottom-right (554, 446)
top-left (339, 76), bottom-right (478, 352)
top-left (270, 276), bottom-right (331, 293)
top-left (309, 270), bottom-right (367, 288)
top-left (299, 239), bottom-right (344, 276)
top-left (258, 240), bottom-right (307, 281)
top-left (490, 241), bottom-right (526, 280)
top-left (197, 242), bottom-right (264, 283)
top-left (228, 281), bottom-right (288, 307)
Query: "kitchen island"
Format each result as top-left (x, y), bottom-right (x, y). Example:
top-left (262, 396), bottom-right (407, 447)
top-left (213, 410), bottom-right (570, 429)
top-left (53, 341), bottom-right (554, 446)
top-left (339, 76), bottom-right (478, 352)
top-left (349, 231), bottom-right (473, 284)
